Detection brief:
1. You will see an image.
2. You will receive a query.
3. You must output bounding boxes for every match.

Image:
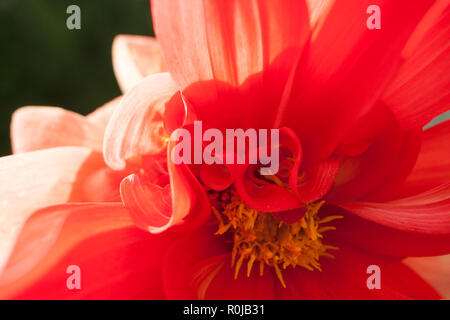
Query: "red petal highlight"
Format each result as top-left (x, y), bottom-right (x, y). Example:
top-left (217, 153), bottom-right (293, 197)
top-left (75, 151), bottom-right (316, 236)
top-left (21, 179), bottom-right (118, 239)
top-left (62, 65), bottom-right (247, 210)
top-left (382, 1), bottom-right (450, 129)
top-left (152, 0), bottom-right (310, 128)
top-left (282, 0), bottom-right (434, 164)
top-left (337, 184), bottom-right (450, 234)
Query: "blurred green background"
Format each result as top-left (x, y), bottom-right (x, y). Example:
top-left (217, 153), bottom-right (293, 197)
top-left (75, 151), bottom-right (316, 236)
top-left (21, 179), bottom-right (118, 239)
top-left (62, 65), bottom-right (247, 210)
top-left (0, 0), bottom-right (153, 156)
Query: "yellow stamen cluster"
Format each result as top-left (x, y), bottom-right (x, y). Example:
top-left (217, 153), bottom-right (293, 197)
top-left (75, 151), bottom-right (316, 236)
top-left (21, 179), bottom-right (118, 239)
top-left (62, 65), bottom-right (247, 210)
top-left (211, 191), bottom-right (342, 288)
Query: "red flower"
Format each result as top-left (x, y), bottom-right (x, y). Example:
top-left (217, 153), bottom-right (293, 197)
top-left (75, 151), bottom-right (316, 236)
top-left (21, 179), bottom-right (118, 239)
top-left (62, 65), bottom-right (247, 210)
top-left (0, 0), bottom-right (449, 299)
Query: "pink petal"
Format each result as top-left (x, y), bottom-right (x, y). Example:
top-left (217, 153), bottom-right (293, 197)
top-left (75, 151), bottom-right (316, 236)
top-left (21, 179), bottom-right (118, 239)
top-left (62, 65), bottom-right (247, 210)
top-left (11, 107), bottom-right (104, 153)
top-left (112, 35), bottom-right (166, 92)
top-left (86, 96), bottom-right (122, 131)
top-left (0, 147), bottom-right (106, 274)
top-left (103, 73), bottom-right (179, 170)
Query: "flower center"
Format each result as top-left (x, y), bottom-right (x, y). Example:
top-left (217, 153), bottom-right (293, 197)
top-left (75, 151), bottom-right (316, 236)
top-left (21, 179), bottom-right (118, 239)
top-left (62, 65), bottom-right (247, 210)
top-left (209, 190), bottom-right (342, 288)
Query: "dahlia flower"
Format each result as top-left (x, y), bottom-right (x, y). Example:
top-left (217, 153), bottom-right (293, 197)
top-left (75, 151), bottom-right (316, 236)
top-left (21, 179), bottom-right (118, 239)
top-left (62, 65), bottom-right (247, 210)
top-left (0, 0), bottom-right (449, 299)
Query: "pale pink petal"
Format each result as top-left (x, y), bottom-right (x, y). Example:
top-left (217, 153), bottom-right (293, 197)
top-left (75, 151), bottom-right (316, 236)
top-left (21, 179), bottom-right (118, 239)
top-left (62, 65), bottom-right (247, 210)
top-left (86, 96), bottom-right (122, 131)
top-left (0, 147), bottom-right (105, 274)
top-left (112, 35), bottom-right (166, 93)
top-left (11, 107), bottom-right (104, 153)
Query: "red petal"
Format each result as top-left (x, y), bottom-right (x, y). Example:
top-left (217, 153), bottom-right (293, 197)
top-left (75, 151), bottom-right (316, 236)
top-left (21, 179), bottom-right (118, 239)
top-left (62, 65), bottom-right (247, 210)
top-left (0, 203), bottom-right (177, 299)
top-left (312, 244), bottom-right (440, 299)
top-left (199, 164), bottom-right (233, 192)
top-left (167, 139), bottom-right (211, 232)
top-left (163, 226), bottom-right (439, 299)
top-left (103, 73), bottom-right (179, 170)
top-left (162, 227), bottom-right (229, 299)
top-left (152, 0), bottom-right (310, 128)
top-left (234, 163), bottom-right (301, 212)
top-left (0, 147), bottom-right (106, 273)
top-left (282, 0), bottom-right (434, 164)
top-left (330, 105), bottom-right (422, 202)
top-left (233, 128), bottom-right (302, 212)
top-left (296, 157), bottom-right (339, 203)
top-left (11, 107), bottom-right (104, 153)
top-left (112, 35), bottom-right (166, 92)
top-left (382, 1), bottom-right (450, 129)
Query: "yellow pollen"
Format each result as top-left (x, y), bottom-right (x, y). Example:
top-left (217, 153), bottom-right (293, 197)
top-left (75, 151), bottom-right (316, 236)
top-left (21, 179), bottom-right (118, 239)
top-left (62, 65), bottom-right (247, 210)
top-left (211, 190), bottom-right (342, 288)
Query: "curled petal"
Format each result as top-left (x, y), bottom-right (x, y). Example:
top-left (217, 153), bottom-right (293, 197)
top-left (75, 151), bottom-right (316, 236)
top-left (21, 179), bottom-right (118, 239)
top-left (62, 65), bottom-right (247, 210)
top-left (120, 174), bottom-right (172, 233)
top-left (296, 157), bottom-right (339, 203)
top-left (103, 73), bottom-right (179, 170)
top-left (11, 107), bottom-right (104, 153)
top-left (234, 164), bottom-right (301, 212)
top-left (121, 138), bottom-right (211, 234)
top-left (112, 35), bottom-right (166, 92)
